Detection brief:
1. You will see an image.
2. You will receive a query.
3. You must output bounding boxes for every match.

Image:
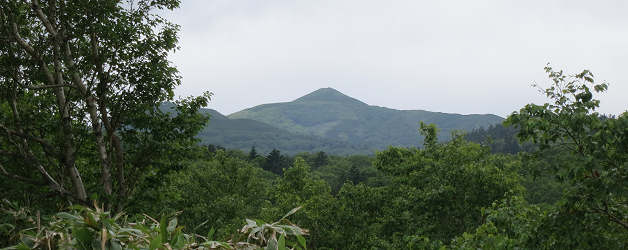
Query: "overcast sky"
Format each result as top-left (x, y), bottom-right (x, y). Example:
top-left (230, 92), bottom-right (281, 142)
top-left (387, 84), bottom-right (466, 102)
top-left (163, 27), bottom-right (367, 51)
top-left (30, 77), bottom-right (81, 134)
top-left (165, 0), bottom-right (627, 117)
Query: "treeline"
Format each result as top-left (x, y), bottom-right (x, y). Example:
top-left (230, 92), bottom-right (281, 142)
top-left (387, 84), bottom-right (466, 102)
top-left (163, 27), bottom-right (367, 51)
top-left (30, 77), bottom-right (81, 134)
top-left (464, 124), bottom-right (535, 154)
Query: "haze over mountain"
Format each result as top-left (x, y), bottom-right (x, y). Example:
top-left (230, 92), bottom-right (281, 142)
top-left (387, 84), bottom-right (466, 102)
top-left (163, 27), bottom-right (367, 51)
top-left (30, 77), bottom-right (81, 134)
top-left (197, 88), bottom-right (503, 154)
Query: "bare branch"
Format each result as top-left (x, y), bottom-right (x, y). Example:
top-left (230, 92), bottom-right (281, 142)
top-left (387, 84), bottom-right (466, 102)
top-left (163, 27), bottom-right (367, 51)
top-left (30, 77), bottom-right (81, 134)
top-left (9, 22), bottom-right (57, 86)
top-left (26, 0), bottom-right (59, 38)
top-left (0, 123), bottom-right (59, 157)
top-left (26, 83), bottom-right (72, 89)
top-left (0, 162), bottom-right (46, 185)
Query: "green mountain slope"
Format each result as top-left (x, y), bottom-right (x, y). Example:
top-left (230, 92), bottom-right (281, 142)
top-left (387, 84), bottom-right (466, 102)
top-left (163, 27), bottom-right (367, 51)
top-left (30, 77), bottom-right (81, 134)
top-left (228, 88), bottom-right (504, 148)
top-left (198, 108), bottom-right (371, 155)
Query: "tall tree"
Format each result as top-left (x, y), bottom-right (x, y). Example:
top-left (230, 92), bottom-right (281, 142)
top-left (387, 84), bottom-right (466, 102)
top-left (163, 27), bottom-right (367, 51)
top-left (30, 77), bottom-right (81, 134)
top-left (506, 66), bottom-right (627, 231)
top-left (248, 146), bottom-right (258, 160)
top-left (0, 0), bottom-right (210, 209)
top-left (264, 149), bottom-right (289, 175)
top-left (312, 151), bottom-right (328, 169)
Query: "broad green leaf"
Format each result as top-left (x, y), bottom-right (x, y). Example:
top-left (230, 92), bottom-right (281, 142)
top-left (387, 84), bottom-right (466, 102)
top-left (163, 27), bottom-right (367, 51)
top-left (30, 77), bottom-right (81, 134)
top-left (56, 212), bottom-right (81, 221)
top-left (207, 227), bottom-right (216, 240)
top-left (160, 214), bottom-right (168, 242)
top-left (149, 237), bottom-right (162, 250)
top-left (278, 234), bottom-right (286, 250)
top-left (296, 234), bottom-right (306, 249)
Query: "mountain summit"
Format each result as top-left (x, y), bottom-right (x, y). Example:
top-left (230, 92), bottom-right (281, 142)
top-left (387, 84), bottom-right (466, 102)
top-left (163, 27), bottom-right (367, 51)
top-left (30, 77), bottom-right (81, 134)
top-left (295, 88), bottom-right (366, 105)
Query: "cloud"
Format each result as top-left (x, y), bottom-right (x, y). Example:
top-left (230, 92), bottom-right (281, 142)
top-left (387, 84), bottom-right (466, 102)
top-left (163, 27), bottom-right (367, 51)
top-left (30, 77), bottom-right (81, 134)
top-left (167, 0), bottom-right (628, 116)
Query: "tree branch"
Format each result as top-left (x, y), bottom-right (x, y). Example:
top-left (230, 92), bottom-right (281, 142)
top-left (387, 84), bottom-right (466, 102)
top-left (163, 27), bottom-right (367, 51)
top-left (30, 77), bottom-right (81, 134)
top-left (26, 0), bottom-right (59, 38)
top-left (593, 203), bottom-right (628, 231)
top-left (0, 162), bottom-right (47, 185)
top-left (9, 21), bottom-right (57, 86)
top-left (0, 123), bottom-right (59, 157)
top-left (26, 83), bottom-right (73, 89)
top-left (63, 32), bottom-right (113, 199)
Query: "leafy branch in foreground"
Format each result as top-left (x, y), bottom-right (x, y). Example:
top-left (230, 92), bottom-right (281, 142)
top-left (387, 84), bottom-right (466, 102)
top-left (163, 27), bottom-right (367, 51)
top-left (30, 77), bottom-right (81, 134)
top-left (1, 200), bottom-right (307, 249)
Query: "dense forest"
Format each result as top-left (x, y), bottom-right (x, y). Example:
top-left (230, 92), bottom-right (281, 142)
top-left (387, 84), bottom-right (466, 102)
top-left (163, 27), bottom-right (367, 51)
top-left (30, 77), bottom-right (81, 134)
top-left (1, 1), bottom-right (626, 249)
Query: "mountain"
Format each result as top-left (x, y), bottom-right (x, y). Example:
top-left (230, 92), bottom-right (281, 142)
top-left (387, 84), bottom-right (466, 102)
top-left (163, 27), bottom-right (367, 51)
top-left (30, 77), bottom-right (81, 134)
top-left (197, 108), bottom-right (371, 155)
top-left (228, 88), bottom-right (503, 149)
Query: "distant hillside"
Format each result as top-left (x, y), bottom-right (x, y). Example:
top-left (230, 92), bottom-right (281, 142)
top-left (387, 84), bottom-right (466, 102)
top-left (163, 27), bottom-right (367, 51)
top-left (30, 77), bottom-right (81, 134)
top-left (229, 88), bottom-right (504, 149)
top-left (197, 108), bottom-right (371, 155)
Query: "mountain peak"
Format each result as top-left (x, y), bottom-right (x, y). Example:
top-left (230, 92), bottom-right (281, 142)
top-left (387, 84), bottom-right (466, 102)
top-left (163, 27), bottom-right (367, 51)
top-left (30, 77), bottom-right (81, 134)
top-left (295, 87), bottom-right (366, 105)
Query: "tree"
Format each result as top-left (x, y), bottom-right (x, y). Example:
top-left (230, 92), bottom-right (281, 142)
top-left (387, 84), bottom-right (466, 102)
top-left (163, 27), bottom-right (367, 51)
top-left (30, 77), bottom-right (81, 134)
top-left (374, 129), bottom-right (522, 243)
top-left (0, 0), bottom-right (210, 209)
top-left (263, 149), bottom-right (289, 175)
top-left (145, 152), bottom-right (273, 237)
top-left (419, 121), bottom-right (439, 149)
top-left (248, 146), bottom-right (258, 160)
top-left (506, 66), bottom-right (627, 235)
top-left (312, 151), bottom-right (328, 168)
top-left (263, 157), bottom-right (336, 249)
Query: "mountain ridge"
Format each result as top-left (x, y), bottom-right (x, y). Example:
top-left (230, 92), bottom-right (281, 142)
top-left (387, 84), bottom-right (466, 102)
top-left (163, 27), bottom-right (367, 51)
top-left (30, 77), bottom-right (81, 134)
top-left (216, 88), bottom-right (504, 153)
top-left (198, 107), bottom-right (372, 155)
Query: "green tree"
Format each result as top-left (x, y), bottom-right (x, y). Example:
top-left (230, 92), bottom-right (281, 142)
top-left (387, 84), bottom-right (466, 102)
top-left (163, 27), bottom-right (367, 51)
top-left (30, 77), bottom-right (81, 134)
top-left (312, 151), bottom-right (329, 169)
top-left (0, 0), bottom-right (210, 210)
top-left (142, 151), bottom-right (273, 238)
top-left (263, 149), bottom-right (289, 175)
top-left (374, 131), bottom-right (522, 244)
top-left (344, 165), bottom-right (364, 184)
top-left (503, 66), bottom-right (627, 247)
top-left (263, 157), bottom-right (338, 249)
top-left (419, 121), bottom-right (439, 148)
top-left (248, 146), bottom-right (258, 160)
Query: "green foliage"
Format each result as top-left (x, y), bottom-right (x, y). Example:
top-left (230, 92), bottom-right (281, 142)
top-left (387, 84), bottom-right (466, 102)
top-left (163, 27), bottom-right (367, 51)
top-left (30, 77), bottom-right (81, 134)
top-left (241, 207), bottom-right (308, 250)
top-left (1, 202), bottom-right (307, 250)
top-left (453, 65), bottom-right (628, 249)
top-left (3, 203), bottom-right (198, 249)
top-left (374, 133), bottom-right (523, 243)
top-left (248, 146), bottom-right (259, 161)
top-left (262, 158), bottom-right (337, 249)
top-left (506, 65), bottom-right (627, 233)
top-left (311, 152), bottom-right (329, 169)
top-left (263, 149), bottom-right (291, 175)
top-left (465, 123), bottom-right (535, 154)
top-left (450, 195), bottom-right (543, 249)
top-left (419, 122), bottom-right (439, 148)
top-left (307, 154), bottom-right (385, 192)
top-left (134, 151), bottom-right (273, 238)
top-left (0, 0), bottom-right (211, 210)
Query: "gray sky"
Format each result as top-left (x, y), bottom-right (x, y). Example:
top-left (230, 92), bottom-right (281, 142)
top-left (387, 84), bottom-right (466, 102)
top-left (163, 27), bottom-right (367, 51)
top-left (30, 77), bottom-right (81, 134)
top-left (165, 0), bottom-right (627, 117)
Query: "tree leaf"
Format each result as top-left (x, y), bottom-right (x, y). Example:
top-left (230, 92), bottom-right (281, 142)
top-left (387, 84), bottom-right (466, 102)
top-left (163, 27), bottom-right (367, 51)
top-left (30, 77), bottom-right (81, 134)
top-left (278, 234), bottom-right (286, 250)
top-left (297, 234), bottom-right (307, 249)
